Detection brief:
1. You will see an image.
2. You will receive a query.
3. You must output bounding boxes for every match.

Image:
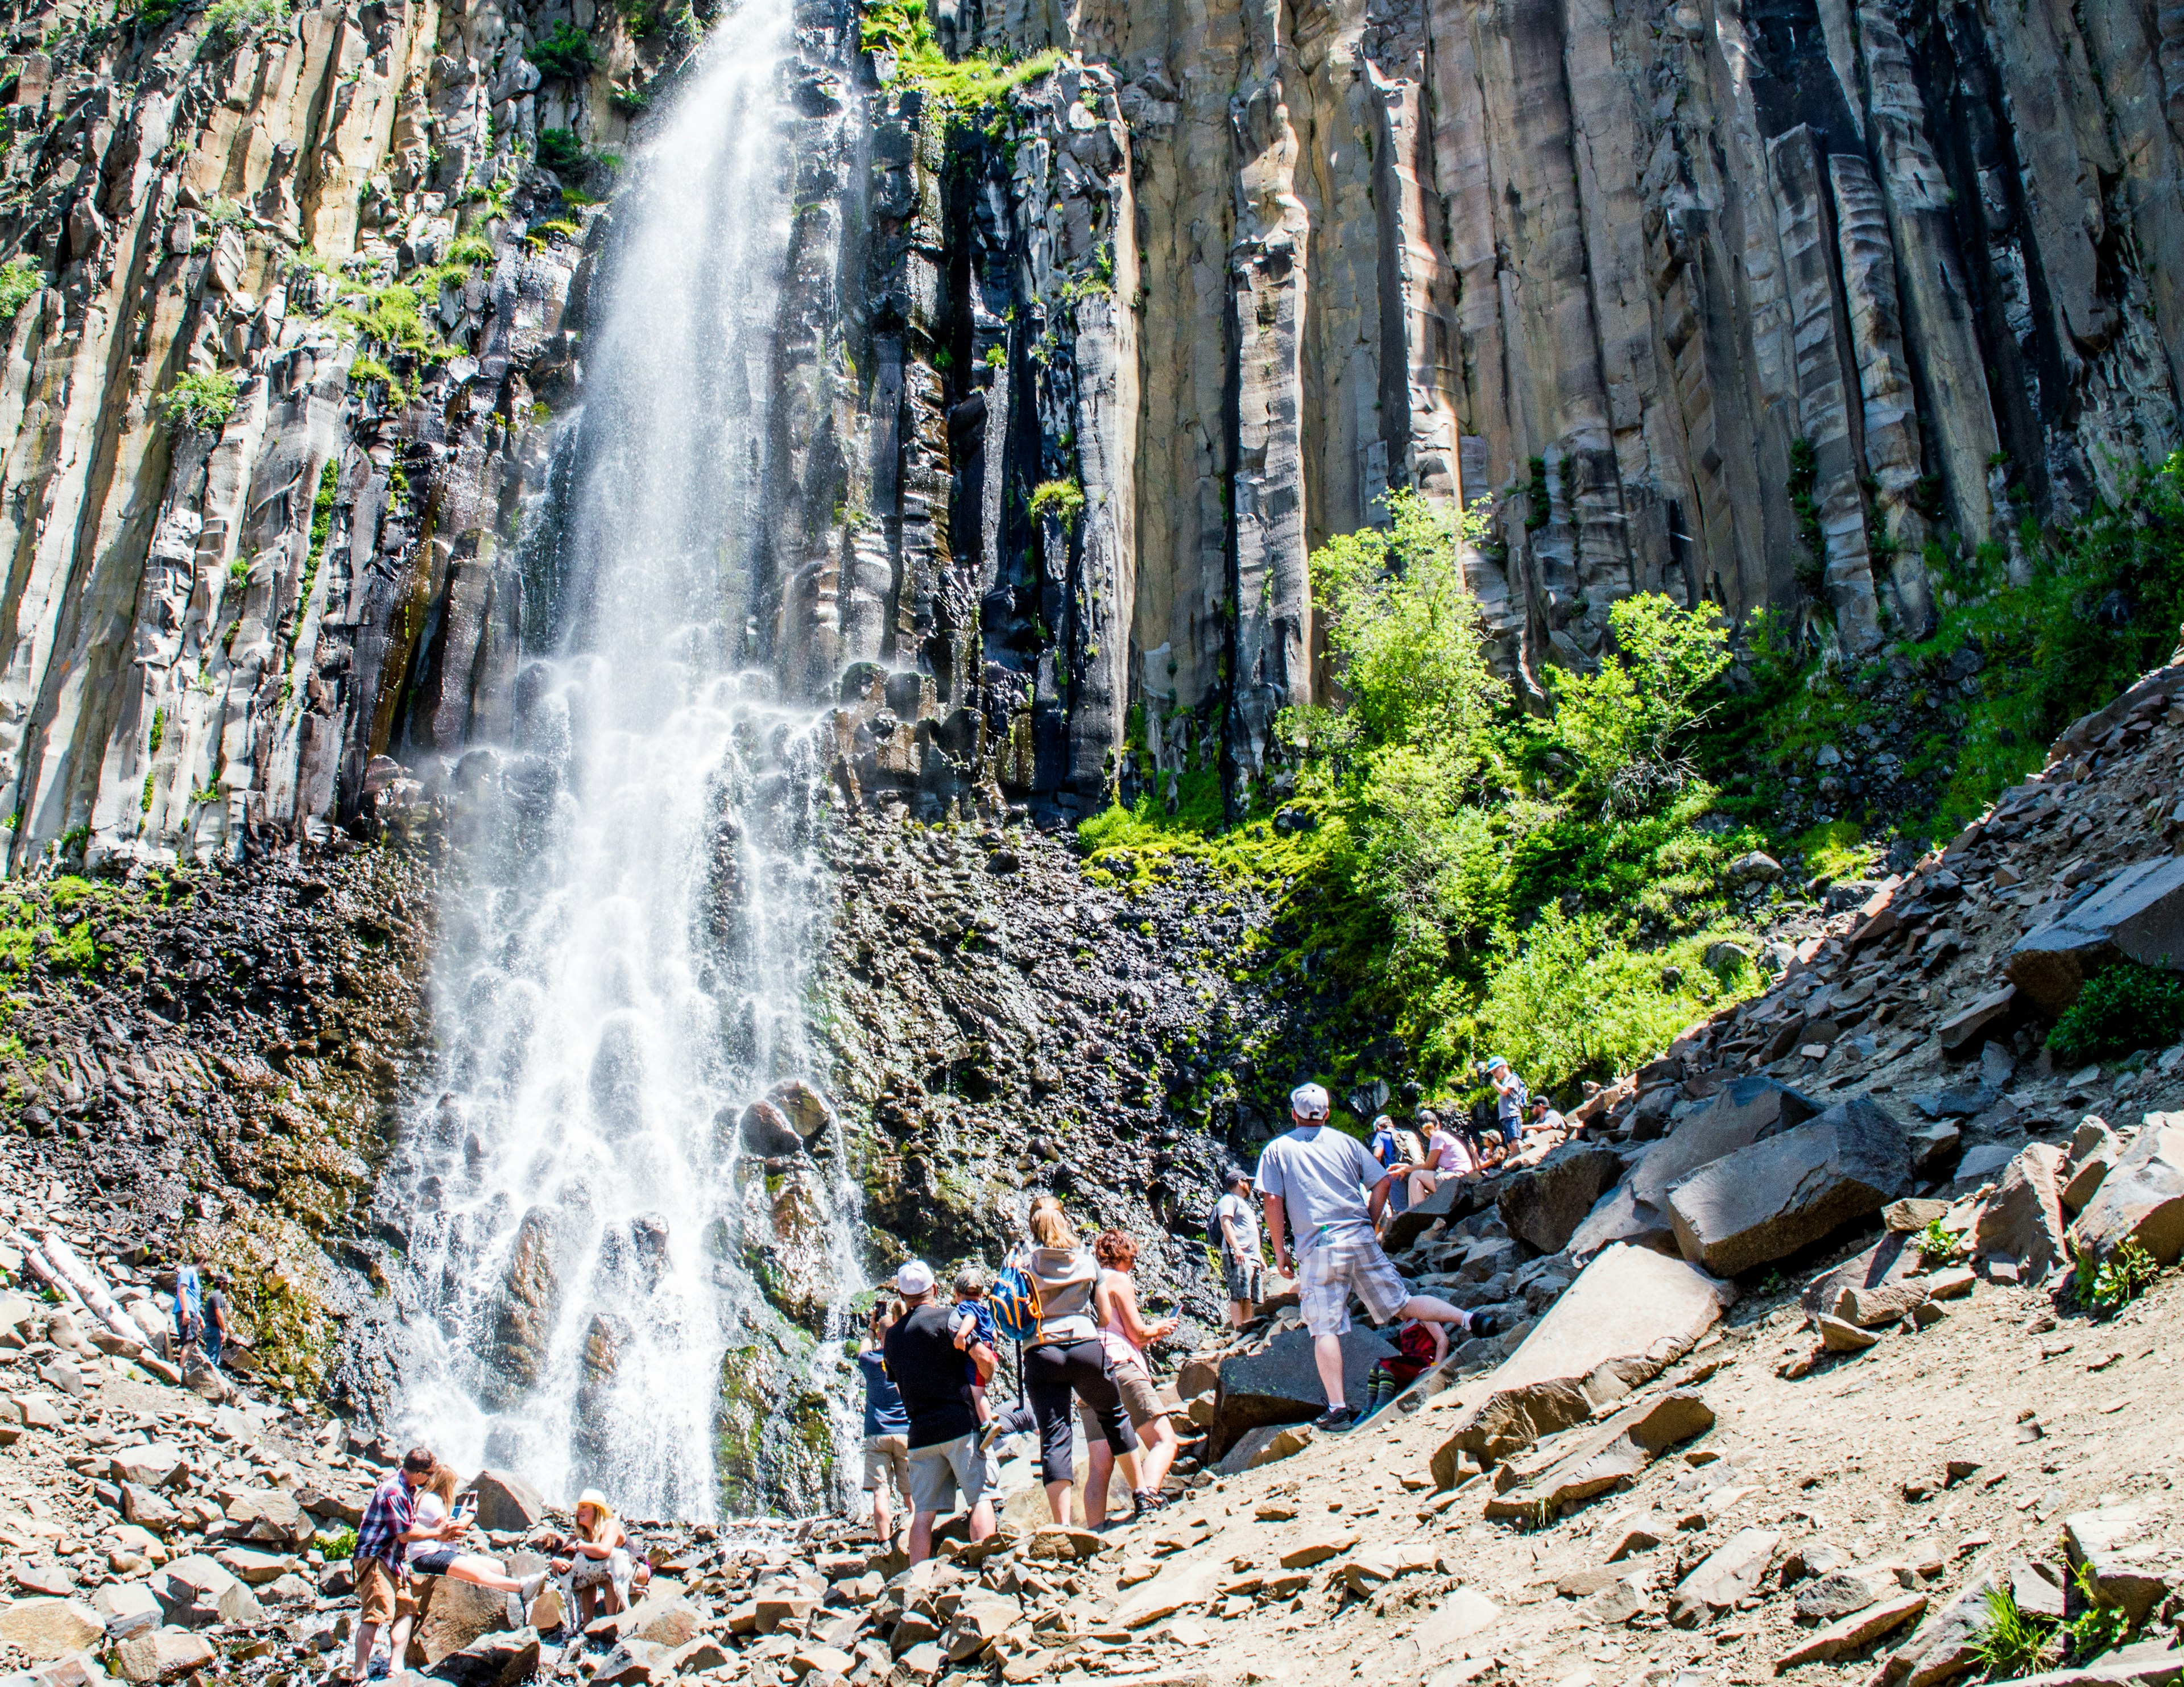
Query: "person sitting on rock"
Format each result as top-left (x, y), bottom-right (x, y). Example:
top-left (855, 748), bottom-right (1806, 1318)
top-left (882, 1259), bottom-right (1000, 1563)
top-left (544, 1490), bottom-right (634, 1622)
top-left (1405, 1110), bottom-right (1476, 1209)
top-left (1367, 1115), bottom-right (1410, 1217)
top-left (406, 1465), bottom-right (549, 1619)
top-left (1255, 1081), bottom-right (1492, 1434)
top-left (1360, 1316), bottom-right (1447, 1420)
top-left (1527, 1095), bottom-right (1568, 1138)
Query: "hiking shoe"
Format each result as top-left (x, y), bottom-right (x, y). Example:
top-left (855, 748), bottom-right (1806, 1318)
top-left (1469, 1311), bottom-right (1498, 1341)
top-left (518, 1570), bottom-right (548, 1604)
top-left (1130, 1488), bottom-right (1169, 1518)
top-left (977, 1417), bottom-right (1007, 1456)
top-left (1312, 1405), bottom-right (1358, 1433)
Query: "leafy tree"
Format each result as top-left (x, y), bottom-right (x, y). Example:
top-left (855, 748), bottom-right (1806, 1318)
top-left (1546, 591), bottom-right (1731, 816)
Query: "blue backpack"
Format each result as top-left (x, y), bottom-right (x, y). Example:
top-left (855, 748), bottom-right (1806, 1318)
top-left (988, 1252), bottom-right (1043, 1345)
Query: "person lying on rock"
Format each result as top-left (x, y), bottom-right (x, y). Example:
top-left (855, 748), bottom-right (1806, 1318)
top-left (545, 1489), bottom-right (635, 1620)
top-left (1255, 1081), bottom-right (1494, 1434)
top-left (406, 1464), bottom-right (549, 1616)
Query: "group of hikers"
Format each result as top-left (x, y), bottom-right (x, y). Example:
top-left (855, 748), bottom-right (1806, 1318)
top-left (351, 1449), bottom-right (649, 1681)
top-left (171, 1256), bottom-right (233, 1371)
top-left (856, 1072), bottom-right (1544, 1553)
top-left (345, 1068), bottom-right (1551, 1677)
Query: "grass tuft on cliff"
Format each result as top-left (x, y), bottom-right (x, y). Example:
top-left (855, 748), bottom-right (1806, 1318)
top-left (859, 0), bottom-right (1059, 116)
top-left (156, 369), bottom-right (241, 435)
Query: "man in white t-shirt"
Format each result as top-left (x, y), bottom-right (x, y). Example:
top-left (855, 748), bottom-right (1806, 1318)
top-left (1213, 1168), bottom-right (1264, 1328)
top-left (1254, 1082), bottom-right (1494, 1432)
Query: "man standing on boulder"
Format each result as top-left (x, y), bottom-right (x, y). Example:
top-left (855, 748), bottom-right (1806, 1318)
top-left (1255, 1082), bottom-right (1492, 1432)
top-left (881, 1260), bottom-right (1000, 1563)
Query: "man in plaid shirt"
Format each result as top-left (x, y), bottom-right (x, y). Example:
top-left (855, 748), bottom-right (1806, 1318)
top-left (351, 1447), bottom-right (437, 1682)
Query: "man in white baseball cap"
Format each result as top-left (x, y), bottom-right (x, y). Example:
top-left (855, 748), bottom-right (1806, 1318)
top-left (880, 1258), bottom-right (999, 1561)
top-left (1252, 1081), bottom-right (1491, 1432)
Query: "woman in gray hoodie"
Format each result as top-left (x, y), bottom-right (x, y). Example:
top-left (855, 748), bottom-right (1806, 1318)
top-left (1019, 1198), bottom-right (1152, 1527)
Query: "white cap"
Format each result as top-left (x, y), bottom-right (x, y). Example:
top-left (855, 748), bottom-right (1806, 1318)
top-left (1290, 1082), bottom-right (1330, 1120)
top-left (895, 1260), bottom-right (936, 1296)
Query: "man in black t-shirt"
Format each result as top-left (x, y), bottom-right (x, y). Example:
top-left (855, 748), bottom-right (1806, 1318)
top-left (880, 1260), bottom-right (999, 1563)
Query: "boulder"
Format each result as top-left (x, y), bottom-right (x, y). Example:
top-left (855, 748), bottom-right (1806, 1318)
top-left (414, 1573), bottom-right (513, 1665)
top-left (1215, 1325), bottom-right (1393, 1449)
top-left (1795, 1566), bottom-right (1890, 1622)
top-left (1410, 1587), bottom-right (1501, 1652)
top-left (1665, 1097), bottom-right (1912, 1276)
top-left (941, 1594), bottom-right (1020, 1661)
top-left (1633, 1078), bottom-right (1822, 1211)
top-left (1385, 1178), bottom-right (1483, 1254)
top-left (1566, 1180), bottom-right (1677, 1262)
top-left (1937, 986), bottom-right (2021, 1056)
top-left (221, 1486), bottom-right (311, 1547)
top-left (1669, 1528), bottom-right (1781, 1626)
top-left (110, 1442), bottom-right (184, 1487)
top-left (155, 1553), bottom-right (260, 1627)
top-left (626, 1595), bottom-right (701, 1647)
top-left (1482, 1391), bottom-right (1714, 1518)
top-left (1879, 1562), bottom-right (2003, 1687)
top-left (2060, 1123), bottom-right (2124, 1213)
top-left (1802, 1232), bottom-right (1918, 1316)
top-left (213, 1546), bottom-right (292, 1585)
top-left (2007, 857), bottom-right (2184, 1013)
top-left (113, 1626), bottom-right (216, 1683)
top-left (768, 1079), bottom-right (836, 1139)
top-left (431, 1628), bottom-right (542, 1687)
top-left (2063, 1506), bottom-right (2170, 1624)
top-left (1498, 1144), bottom-right (1626, 1254)
top-left (94, 1581), bottom-right (164, 1640)
top-left (1773, 1593), bottom-right (1927, 1667)
top-left (1973, 1144), bottom-right (2069, 1284)
top-left (468, 1468), bottom-right (548, 1533)
top-left (2071, 1118), bottom-right (2184, 1265)
top-left (0, 1598), bottom-right (103, 1660)
top-left (1430, 1244), bottom-right (1732, 1482)
top-left (738, 1099), bottom-right (804, 1158)
top-left (1215, 1422), bottom-right (1314, 1475)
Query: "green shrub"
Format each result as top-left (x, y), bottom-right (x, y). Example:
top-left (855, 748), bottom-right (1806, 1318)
top-left (536, 128), bottom-right (589, 175)
top-left (859, 0), bottom-right (1058, 112)
top-left (157, 369), bottom-right (241, 434)
top-left (0, 257), bottom-right (41, 321)
top-left (1913, 1218), bottom-right (1962, 1266)
top-left (1974, 1585), bottom-right (2058, 1678)
top-left (316, 1524), bottom-right (358, 1560)
top-left (2048, 961), bottom-right (2184, 1065)
top-left (2064, 1561), bottom-right (2136, 1663)
top-left (2073, 1235), bottom-right (2161, 1318)
top-left (1545, 592), bottom-right (1731, 818)
top-left (205, 0), bottom-right (287, 44)
top-left (529, 20), bottom-right (594, 78)
top-left (136, 0), bottom-right (184, 28)
top-left (1028, 478), bottom-right (1085, 531)
top-left (610, 84), bottom-right (650, 116)
top-left (442, 235), bottom-right (496, 268)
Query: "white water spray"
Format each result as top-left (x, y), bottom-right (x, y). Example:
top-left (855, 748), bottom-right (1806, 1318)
top-left (387, 0), bottom-right (864, 1520)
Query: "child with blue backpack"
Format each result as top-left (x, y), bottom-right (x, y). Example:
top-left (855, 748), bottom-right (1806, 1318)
top-left (949, 1267), bottom-right (1002, 1427)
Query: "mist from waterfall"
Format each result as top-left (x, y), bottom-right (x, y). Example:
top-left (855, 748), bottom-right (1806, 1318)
top-left (384, 0), bottom-right (866, 1521)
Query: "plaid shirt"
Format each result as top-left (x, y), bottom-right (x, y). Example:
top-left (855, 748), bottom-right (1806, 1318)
top-left (355, 1471), bottom-right (414, 1573)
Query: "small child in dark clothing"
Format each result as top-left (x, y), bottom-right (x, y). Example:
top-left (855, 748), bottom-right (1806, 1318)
top-left (1362, 1317), bottom-right (1447, 1417)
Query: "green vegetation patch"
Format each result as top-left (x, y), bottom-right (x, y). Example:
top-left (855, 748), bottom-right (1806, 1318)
top-left (859, 0), bottom-right (1060, 116)
top-left (1028, 478), bottom-right (1085, 532)
top-left (0, 257), bottom-right (40, 321)
top-left (156, 370), bottom-right (240, 435)
top-left (2047, 961), bottom-right (2184, 1066)
top-left (529, 20), bottom-right (595, 78)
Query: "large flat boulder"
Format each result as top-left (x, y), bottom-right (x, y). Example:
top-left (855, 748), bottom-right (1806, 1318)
top-left (1481, 1391), bottom-right (1715, 1519)
top-left (1801, 1231), bottom-right (1922, 1322)
top-left (430, 1627), bottom-right (541, 1687)
top-left (1632, 1077), bottom-right (1822, 1209)
top-left (468, 1468), bottom-right (548, 1534)
top-left (2007, 857), bottom-right (2184, 1014)
top-left (1974, 1144), bottom-right (2069, 1284)
top-left (413, 1574), bottom-right (514, 1667)
top-left (1429, 1243), bottom-right (1731, 1481)
top-left (2071, 1118), bottom-right (2184, 1266)
top-left (0, 1597), bottom-right (103, 1660)
top-left (1214, 1325), bottom-right (1393, 1451)
top-left (1498, 1143), bottom-right (1625, 1254)
top-left (1665, 1097), bottom-right (1912, 1276)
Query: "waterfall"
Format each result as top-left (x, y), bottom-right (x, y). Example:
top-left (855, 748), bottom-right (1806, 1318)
top-left (385, 0), bottom-right (866, 1521)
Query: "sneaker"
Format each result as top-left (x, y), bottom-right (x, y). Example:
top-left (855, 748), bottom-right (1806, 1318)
top-left (1469, 1311), bottom-right (1498, 1341)
top-left (1312, 1405), bottom-right (1357, 1433)
top-left (977, 1417), bottom-right (1006, 1456)
top-left (518, 1570), bottom-right (548, 1603)
top-left (1130, 1488), bottom-right (1169, 1518)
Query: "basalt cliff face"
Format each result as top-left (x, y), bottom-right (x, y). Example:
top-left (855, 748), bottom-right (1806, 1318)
top-left (5, 0), bottom-right (2182, 858)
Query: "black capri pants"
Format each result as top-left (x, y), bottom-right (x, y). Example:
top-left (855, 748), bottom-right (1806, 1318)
top-left (1024, 1338), bottom-right (1138, 1485)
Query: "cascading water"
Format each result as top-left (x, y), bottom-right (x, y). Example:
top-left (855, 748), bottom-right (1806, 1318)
top-left (384, 0), bottom-right (867, 1520)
